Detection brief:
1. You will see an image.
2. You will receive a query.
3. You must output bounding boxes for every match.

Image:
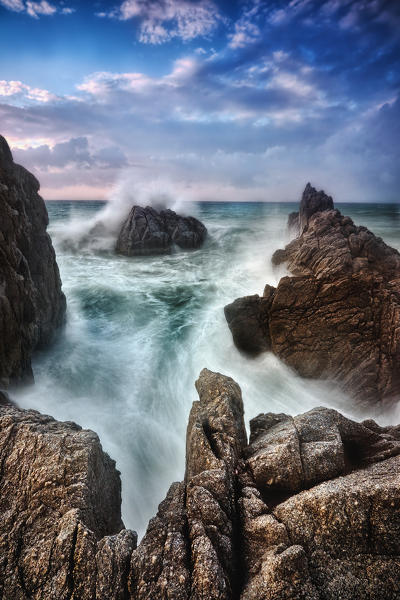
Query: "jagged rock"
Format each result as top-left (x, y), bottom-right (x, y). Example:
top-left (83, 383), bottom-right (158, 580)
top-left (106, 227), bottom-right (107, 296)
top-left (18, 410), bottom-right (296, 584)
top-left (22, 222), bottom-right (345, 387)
top-left (0, 404), bottom-right (137, 599)
top-left (2, 371), bottom-right (400, 599)
top-left (299, 181), bottom-right (333, 233)
top-left (240, 405), bottom-right (400, 600)
top-left (0, 135), bottom-right (66, 387)
top-left (116, 206), bottom-right (207, 256)
top-left (225, 183), bottom-right (400, 403)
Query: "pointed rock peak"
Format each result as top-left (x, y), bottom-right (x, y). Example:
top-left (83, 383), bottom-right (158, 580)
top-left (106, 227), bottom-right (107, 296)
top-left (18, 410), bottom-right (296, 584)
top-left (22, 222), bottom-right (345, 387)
top-left (299, 182), bottom-right (334, 232)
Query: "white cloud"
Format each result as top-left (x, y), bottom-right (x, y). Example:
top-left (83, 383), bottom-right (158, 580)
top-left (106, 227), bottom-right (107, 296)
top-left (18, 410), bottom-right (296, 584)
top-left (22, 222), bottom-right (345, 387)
top-left (0, 79), bottom-right (57, 103)
top-left (229, 21), bottom-right (260, 49)
top-left (0, 0), bottom-right (74, 17)
top-left (0, 0), bottom-right (24, 10)
top-left (100, 0), bottom-right (223, 44)
top-left (26, 0), bottom-right (56, 17)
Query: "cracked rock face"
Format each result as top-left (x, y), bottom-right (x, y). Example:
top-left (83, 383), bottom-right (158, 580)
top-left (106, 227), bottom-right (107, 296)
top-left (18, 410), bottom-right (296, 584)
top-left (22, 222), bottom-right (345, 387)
top-left (0, 404), bottom-right (137, 600)
top-left (0, 135), bottom-right (66, 387)
top-left (116, 205), bottom-right (207, 256)
top-left (225, 183), bottom-right (400, 404)
top-left (2, 370), bottom-right (400, 599)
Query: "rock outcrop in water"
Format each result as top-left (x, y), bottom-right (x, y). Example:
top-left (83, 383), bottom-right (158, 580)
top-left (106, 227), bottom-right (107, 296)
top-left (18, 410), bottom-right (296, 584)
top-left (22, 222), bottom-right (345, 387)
top-left (2, 369), bottom-right (400, 599)
top-left (116, 205), bottom-right (207, 256)
top-left (225, 183), bottom-right (400, 404)
top-left (0, 135), bottom-right (66, 387)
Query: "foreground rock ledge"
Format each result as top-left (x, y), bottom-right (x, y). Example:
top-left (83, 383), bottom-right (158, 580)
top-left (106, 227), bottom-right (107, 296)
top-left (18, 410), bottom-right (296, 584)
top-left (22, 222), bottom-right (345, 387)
top-left (2, 369), bottom-right (400, 599)
top-left (225, 183), bottom-right (400, 403)
top-left (116, 205), bottom-right (207, 256)
top-left (0, 135), bottom-right (66, 386)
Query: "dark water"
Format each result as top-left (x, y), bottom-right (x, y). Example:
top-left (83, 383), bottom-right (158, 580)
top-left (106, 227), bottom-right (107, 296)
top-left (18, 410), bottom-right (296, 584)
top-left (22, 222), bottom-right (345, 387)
top-left (15, 199), bottom-right (400, 537)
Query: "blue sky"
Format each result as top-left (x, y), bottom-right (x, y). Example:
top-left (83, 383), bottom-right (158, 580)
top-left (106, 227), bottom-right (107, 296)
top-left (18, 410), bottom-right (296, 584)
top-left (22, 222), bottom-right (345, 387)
top-left (0, 0), bottom-right (399, 201)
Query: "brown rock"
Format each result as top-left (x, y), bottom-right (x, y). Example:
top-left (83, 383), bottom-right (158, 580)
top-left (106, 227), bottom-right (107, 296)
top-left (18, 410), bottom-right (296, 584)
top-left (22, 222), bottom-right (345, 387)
top-left (225, 183), bottom-right (400, 403)
top-left (0, 404), bottom-right (137, 599)
top-left (1, 371), bottom-right (400, 599)
top-left (0, 135), bottom-right (66, 386)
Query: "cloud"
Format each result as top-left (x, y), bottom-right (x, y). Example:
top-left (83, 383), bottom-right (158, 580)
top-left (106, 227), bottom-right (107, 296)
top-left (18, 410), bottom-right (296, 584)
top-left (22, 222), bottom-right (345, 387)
top-left (0, 80), bottom-right (57, 103)
top-left (13, 137), bottom-right (128, 171)
top-left (1, 0), bottom-right (400, 202)
top-left (98, 0), bottom-right (224, 44)
top-left (228, 0), bottom-right (266, 49)
top-left (0, 0), bottom-right (24, 10)
top-left (0, 0), bottom-right (74, 17)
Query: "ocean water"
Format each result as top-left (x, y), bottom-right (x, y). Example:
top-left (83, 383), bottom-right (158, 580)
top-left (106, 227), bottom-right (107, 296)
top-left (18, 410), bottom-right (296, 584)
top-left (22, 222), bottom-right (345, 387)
top-left (15, 200), bottom-right (400, 538)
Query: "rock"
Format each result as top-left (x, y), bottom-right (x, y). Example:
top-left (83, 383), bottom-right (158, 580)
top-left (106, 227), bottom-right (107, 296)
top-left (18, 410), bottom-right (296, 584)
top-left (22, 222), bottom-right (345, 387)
top-left (225, 183), bottom-right (400, 403)
top-left (0, 135), bottom-right (66, 387)
top-left (0, 403), bottom-right (137, 599)
top-left (116, 205), bottom-right (207, 256)
top-left (299, 182), bottom-right (333, 233)
top-left (224, 293), bottom-right (273, 355)
top-left (2, 371), bottom-right (400, 598)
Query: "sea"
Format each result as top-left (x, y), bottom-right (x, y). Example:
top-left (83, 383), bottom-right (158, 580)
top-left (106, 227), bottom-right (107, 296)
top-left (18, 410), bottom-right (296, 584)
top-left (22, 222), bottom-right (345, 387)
top-left (15, 199), bottom-right (400, 538)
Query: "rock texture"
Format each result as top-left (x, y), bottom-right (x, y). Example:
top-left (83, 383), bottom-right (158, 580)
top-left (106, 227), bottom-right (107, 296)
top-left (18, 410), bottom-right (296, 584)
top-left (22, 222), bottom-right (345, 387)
top-left (116, 205), bottom-right (207, 256)
top-left (0, 404), bottom-right (137, 599)
top-left (0, 135), bottom-right (66, 387)
top-left (2, 370), bottom-right (400, 599)
top-left (225, 183), bottom-right (400, 403)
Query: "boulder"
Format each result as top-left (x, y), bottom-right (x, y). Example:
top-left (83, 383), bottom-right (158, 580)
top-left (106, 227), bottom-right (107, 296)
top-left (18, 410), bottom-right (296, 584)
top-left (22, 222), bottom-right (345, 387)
top-left (116, 205), bottom-right (207, 256)
top-left (0, 135), bottom-right (66, 386)
top-left (225, 183), bottom-right (400, 403)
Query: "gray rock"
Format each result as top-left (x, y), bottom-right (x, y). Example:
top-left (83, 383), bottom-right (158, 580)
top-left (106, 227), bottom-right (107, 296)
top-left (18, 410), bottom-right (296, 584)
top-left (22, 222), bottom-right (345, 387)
top-left (0, 135), bottom-right (66, 386)
top-left (116, 205), bottom-right (207, 256)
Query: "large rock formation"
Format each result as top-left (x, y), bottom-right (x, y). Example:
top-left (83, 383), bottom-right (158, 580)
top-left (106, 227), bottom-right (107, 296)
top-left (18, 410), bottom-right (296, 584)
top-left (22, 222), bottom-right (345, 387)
top-left (0, 135), bottom-right (66, 387)
top-left (2, 369), bottom-right (400, 599)
top-left (225, 183), bottom-right (400, 404)
top-left (116, 205), bottom-right (207, 256)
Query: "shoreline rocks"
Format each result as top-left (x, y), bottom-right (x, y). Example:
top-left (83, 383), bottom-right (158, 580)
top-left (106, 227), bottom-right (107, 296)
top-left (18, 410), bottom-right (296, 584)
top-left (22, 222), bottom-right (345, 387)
top-left (116, 205), bottom-right (207, 256)
top-left (225, 183), bottom-right (400, 404)
top-left (1, 369), bottom-right (400, 599)
top-left (0, 135), bottom-right (66, 387)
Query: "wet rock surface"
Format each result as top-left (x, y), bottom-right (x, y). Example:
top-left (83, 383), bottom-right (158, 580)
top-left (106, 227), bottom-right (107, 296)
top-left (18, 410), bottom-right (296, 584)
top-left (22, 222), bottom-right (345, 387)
top-left (225, 183), bottom-right (400, 403)
top-left (0, 135), bottom-right (66, 387)
top-left (1, 370), bottom-right (400, 599)
top-left (116, 205), bottom-right (207, 256)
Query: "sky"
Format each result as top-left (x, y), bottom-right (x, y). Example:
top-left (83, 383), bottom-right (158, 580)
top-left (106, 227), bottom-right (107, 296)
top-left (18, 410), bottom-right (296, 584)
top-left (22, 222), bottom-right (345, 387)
top-left (0, 0), bottom-right (399, 202)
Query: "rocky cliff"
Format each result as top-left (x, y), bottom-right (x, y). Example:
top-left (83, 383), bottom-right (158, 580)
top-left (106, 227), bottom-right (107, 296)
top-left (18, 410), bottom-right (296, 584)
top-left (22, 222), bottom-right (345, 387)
top-left (2, 369), bottom-right (400, 599)
top-left (225, 184), bottom-right (400, 403)
top-left (116, 205), bottom-right (207, 256)
top-left (0, 135), bottom-right (66, 386)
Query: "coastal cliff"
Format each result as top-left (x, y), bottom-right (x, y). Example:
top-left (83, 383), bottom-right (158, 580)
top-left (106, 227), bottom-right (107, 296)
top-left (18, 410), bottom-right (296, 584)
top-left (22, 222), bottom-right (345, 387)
top-left (225, 184), bottom-right (400, 404)
top-left (0, 135), bottom-right (66, 386)
top-left (1, 369), bottom-right (400, 599)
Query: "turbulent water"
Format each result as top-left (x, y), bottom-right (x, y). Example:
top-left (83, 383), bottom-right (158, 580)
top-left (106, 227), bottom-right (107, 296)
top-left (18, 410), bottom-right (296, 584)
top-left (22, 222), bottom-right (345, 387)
top-left (15, 200), bottom-right (400, 538)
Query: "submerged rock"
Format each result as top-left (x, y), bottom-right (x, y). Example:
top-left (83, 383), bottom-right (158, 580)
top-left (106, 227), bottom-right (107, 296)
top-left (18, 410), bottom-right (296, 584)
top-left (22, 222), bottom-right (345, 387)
top-left (116, 205), bottom-right (207, 256)
top-left (0, 135), bottom-right (66, 387)
top-left (225, 183), bottom-right (400, 404)
top-left (1, 370), bottom-right (400, 598)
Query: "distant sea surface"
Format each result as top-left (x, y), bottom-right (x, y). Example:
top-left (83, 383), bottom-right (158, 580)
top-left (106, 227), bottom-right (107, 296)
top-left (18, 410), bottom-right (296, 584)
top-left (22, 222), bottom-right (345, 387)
top-left (15, 200), bottom-right (400, 537)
